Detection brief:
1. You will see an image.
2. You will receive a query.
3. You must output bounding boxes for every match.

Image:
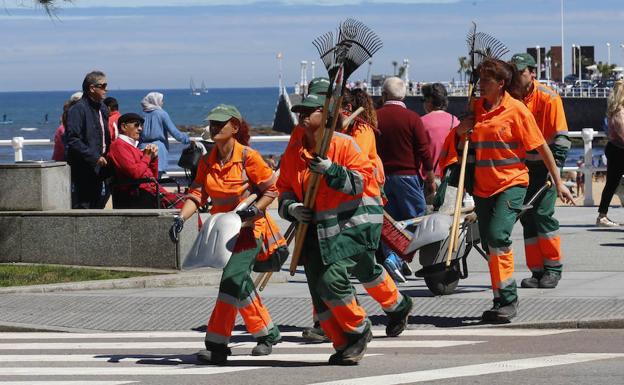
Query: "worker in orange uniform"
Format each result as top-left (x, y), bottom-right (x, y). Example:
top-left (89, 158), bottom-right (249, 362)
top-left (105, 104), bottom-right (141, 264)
top-left (439, 59), bottom-right (574, 323)
top-left (509, 53), bottom-right (571, 289)
top-left (170, 104), bottom-right (285, 364)
top-left (277, 93), bottom-right (384, 365)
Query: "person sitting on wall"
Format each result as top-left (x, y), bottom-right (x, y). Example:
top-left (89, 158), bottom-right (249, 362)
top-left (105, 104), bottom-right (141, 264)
top-left (107, 113), bottom-right (184, 209)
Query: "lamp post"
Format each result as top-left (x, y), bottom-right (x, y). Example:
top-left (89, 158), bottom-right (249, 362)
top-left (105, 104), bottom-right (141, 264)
top-left (560, 0), bottom-right (565, 83)
top-left (311, 61), bottom-right (315, 79)
top-left (572, 44), bottom-right (576, 77)
top-left (536, 45), bottom-right (541, 80)
top-left (607, 42), bottom-right (611, 66)
top-left (545, 56), bottom-right (552, 81)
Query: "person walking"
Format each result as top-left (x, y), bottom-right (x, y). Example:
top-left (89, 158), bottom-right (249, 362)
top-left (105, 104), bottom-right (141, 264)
top-left (170, 104), bottom-right (284, 365)
top-left (277, 93), bottom-right (381, 365)
top-left (597, 80), bottom-right (624, 227)
top-left (440, 59), bottom-right (574, 323)
top-left (509, 53), bottom-right (571, 289)
top-left (139, 92), bottom-right (190, 175)
top-left (375, 77), bottom-right (436, 282)
top-left (65, 71), bottom-right (111, 209)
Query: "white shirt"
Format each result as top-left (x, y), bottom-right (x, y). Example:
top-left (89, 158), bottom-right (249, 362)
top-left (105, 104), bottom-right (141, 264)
top-left (118, 134), bottom-right (138, 148)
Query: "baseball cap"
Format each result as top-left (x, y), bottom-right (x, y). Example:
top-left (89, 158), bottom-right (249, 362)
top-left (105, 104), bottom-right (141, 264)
top-left (291, 93), bottom-right (327, 113)
top-left (205, 104), bottom-right (242, 122)
top-left (307, 77), bottom-right (331, 95)
top-left (510, 53), bottom-right (537, 71)
top-left (117, 112), bottom-right (144, 127)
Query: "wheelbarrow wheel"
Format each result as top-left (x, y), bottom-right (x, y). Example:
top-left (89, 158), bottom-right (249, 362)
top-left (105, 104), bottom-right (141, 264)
top-left (424, 264), bottom-right (460, 296)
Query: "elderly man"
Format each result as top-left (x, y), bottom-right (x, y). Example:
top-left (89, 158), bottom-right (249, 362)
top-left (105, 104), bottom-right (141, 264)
top-left (510, 53), bottom-right (571, 289)
top-left (65, 71), bottom-right (111, 209)
top-left (375, 77), bottom-right (435, 282)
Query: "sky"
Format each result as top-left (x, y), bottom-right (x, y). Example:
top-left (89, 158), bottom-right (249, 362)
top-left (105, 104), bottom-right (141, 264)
top-left (1, 0), bottom-right (623, 91)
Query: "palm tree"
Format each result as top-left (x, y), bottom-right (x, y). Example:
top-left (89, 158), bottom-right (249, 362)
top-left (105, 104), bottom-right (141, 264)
top-left (458, 56), bottom-right (467, 83)
top-left (596, 62), bottom-right (617, 79)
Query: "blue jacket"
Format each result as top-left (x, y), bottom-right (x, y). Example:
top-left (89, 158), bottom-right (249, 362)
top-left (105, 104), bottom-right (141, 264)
top-left (139, 109), bottom-right (189, 172)
top-left (65, 96), bottom-right (110, 173)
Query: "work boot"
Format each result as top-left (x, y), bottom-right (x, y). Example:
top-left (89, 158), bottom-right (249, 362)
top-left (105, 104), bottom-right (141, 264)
top-left (539, 271), bottom-right (561, 289)
top-left (520, 272), bottom-right (543, 289)
top-left (197, 342), bottom-right (231, 365)
top-left (251, 336), bottom-right (279, 356)
top-left (481, 300), bottom-right (518, 323)
top-left (328, 350), bottom-right (344, 365)
top-left (383, 252), bottom-right (407, 283)
top-left (302, 322), bottom-right (329, 342)
top-left (386, 295), bottom-right (413, 337)
top-left (337, 328), bottom-right (372, 365)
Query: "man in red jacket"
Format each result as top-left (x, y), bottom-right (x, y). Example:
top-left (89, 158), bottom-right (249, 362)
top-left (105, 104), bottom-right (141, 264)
top-left (376, 77), bottom-right (436, 282)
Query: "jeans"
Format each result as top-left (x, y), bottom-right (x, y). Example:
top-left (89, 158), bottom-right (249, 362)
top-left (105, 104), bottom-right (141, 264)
top-left (384, 174), bottom-right (427, 220)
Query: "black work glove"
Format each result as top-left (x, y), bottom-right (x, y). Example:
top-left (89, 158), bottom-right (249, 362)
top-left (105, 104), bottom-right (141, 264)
top-left (169, 215), bottom-right (184, 243)
top-left (236, 204), bottom-right (261, 221)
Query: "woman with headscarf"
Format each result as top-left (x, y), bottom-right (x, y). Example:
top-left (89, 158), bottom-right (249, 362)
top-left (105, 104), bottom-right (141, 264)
top-left (139, 92), bottom-right (190, 174)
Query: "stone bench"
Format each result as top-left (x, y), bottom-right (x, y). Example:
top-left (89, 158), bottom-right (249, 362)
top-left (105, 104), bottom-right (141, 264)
top-left (0, 209), bottom-right (197, 270)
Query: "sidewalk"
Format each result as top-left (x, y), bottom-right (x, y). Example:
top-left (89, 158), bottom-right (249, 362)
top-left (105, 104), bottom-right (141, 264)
top-left (1, 206), bottom-right (623, 332)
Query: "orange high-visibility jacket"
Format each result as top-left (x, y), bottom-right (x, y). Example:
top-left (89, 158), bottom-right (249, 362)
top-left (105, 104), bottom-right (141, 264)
top-left (523, 79), bottom-right (570, 164)
top-left (439, 92), bottom-right (545, 198)
top-left (277, 132), bottom-right (384, 264)
top-left (340, 115), bottom-right (385, 186)
top-left (188, 140), bottom-right (285, 260)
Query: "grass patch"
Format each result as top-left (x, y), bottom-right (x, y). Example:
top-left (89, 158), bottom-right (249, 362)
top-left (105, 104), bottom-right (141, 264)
top-left (0, 264), bottom-right (160, 287)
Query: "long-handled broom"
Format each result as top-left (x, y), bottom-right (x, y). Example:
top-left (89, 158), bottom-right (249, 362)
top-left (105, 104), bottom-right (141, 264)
top-left (445, 22), bottom-right (509, 268)
top-left (288, 19), bottom-right (383, 276)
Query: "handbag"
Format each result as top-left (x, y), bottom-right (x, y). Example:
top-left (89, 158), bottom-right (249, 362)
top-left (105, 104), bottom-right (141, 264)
top-left (177, 143), bottom-right (203, 170)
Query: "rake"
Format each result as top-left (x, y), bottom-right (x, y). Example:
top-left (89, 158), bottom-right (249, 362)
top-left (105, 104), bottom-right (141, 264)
top-left (289, 19), bottom-right (383, 275)
top-left (445, 22), bottom-right (509, 268)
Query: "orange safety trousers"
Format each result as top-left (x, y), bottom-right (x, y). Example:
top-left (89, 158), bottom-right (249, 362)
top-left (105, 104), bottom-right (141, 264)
top-left (205, 228), bottom-right (279, 345)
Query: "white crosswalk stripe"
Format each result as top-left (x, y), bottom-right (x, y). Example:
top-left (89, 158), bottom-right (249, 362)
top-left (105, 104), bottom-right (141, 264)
top-left (0, 328), bottom-right (586, 384)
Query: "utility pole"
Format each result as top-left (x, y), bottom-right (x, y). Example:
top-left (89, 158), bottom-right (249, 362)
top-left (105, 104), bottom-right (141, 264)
top-left (277, 52), bottom-right (284, 96)
top-left (561, 0), bottom-right (565, 81)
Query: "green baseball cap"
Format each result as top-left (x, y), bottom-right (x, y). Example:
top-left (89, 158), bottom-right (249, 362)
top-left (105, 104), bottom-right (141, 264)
top-left (510, 53), bottom-right (537, 71)
top-left (204, 104), bottom-right (242, 122)
top-left (307, 77), bottom-right (331, 95)
top-left (291, 93), bottom-right (327, 113)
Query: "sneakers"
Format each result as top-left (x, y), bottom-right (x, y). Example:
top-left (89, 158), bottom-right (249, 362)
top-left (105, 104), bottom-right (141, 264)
top-left (520, 272), bottom-right (542, 289)
top-left (197, 343), bottom-right (231, 365)
top-left (251, 337), bottom-right (279, 356)
top-left (539, 271), bottom-right (561, 289)
top-left (597, 216), bottom-right (620, 227)
top-left (386, 295), bottom-right (413, 337)
top-left (302, 322), bottom-right (329, 342)
top-left (383, 252), bottom-right (407, 283)
top-left (481, 300), bottom-right (518, 323)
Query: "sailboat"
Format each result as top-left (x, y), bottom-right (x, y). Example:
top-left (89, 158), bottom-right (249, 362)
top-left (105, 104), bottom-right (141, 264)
top-left (190, 78), bottom-right (201, 96)
top-left (201, 80), bottom-right (208, 94)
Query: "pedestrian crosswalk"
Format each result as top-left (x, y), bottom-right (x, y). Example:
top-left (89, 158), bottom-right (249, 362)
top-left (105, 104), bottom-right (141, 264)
top-left (0, 328), bottom-right (593, 385)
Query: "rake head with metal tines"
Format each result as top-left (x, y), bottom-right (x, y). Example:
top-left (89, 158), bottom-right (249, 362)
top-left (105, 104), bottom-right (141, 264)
top-left (338, 18), bottom-right (383, 81)
top-left (465, 22), bottom-right (509, 89)
top-left (312, 31), bottom-right (336, 76)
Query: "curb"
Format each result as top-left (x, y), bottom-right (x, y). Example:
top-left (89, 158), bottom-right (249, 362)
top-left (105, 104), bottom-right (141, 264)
top-left (0, 270), bottom-right (288, 294)
top-left (491, 317), bottom-right (624, 329)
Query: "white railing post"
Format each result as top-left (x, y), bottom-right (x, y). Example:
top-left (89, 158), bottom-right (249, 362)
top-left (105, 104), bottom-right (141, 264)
top-left (11, 136), bottom-right (24, 162)
top-left (581, 128), bottom-right (595, 206)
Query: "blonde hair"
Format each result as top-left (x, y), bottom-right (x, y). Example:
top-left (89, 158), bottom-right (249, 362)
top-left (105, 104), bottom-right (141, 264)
top-left (607, 80), bottom-right (624, 118)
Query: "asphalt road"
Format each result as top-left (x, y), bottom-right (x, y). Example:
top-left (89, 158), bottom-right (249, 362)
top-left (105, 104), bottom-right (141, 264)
top-left (0, 328), bottom-right (623, 385)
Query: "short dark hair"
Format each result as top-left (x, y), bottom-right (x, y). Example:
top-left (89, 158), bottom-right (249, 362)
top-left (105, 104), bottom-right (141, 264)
top-left (421, 83), bottom-right (448, 111)
top-left (103, 97), bottom-right (118, 111)
top-left (82, 70), bottom-right (106, 93)
top-left (477, 59), bottom-right (514, 91)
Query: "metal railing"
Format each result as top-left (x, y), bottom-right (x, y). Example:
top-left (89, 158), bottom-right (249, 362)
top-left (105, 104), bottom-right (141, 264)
top-left (0, 129), bottom-right (607, 206)
top-left (365, 85), bottom-right (612, 98)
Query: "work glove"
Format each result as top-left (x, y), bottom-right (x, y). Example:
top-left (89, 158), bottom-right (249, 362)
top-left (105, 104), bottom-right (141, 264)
top-left (288, 202), bottom-right (313, 223)
top-left (309, 155), bottom-right (333, 174)
top-left (236, 204), bottom-right (261, 221)
top-left (169, 215), bottom-right (184, 243)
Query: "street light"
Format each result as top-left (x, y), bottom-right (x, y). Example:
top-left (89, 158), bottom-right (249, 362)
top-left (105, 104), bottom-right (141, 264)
top-left (545, 56), bottom-right (552, 81)
top-left (536, 45), bottom-right (541, 80)
top-left (607, 42), bottom-right (611, 66)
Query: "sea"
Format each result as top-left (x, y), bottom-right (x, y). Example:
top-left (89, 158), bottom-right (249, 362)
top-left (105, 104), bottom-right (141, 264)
top-left (0, 87), bottom-right (602, 170)
top-left (0, 87), bottom-right (290, 170)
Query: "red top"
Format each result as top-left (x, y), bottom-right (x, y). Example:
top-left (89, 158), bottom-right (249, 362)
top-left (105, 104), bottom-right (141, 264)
top-left (375, 102), bottom-right (433, 176)
top-left (108, 110), bottom-right (121, 141)
top-left (107, 136), bottom-right (159, 194)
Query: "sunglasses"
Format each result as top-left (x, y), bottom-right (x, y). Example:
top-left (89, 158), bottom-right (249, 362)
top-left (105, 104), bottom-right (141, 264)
top-left (92, 83), bottom-right (107, 90)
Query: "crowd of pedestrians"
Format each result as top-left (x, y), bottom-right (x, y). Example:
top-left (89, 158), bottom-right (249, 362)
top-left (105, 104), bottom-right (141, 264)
top-left (51, 64), bottom-right (622, 365)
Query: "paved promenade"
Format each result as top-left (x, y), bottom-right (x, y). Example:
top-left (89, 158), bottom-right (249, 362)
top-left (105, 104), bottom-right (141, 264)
top-left (0, 206), bottom-right (623, 332)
